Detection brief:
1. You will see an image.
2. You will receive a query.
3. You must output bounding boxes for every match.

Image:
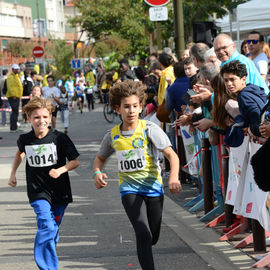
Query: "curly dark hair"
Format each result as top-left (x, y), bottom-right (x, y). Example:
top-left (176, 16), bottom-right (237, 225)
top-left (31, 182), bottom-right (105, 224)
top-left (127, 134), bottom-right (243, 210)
top-left (109, 80), bottom-right (146, 110)
top-left (220, 60), bottom-right (247, 78)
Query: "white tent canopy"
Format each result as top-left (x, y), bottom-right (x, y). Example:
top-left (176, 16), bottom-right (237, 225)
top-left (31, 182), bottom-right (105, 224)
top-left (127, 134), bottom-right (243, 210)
top-left (216, 0), bottom-right (270, 45)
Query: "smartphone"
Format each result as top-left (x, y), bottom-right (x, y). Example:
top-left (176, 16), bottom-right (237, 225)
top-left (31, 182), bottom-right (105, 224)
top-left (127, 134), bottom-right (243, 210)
top-left (187, 89), bottom-right (197, 96)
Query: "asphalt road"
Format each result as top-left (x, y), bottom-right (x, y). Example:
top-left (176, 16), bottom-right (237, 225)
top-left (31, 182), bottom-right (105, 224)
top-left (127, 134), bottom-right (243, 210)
top-left (0, 104), bottom-right (256, 270)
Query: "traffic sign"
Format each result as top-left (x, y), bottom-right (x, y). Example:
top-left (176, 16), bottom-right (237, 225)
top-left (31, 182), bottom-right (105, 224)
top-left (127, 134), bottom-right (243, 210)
top-left (144, 0), bottom-right (170, 6)
top-left (72, 59), bottom-right (81, 69)
top-left (32, 46), bottom-right (44, 58)
top-left (149, 7), bottom-right (168, 21)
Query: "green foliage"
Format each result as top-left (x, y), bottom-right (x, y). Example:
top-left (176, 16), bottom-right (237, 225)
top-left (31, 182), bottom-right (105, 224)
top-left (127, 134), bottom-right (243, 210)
top-left (102, 51), bottom-right (120, 71)
top-left (70, 0), bottom-right (151, 55)
top-left (70, 0), bottom-right (250, 55)
top-left (7, 41), bottom-right (25, 58)
top-left (50, 39), bottom-right (74, 77)
top-left (94, 34), bottom-right (130, 58)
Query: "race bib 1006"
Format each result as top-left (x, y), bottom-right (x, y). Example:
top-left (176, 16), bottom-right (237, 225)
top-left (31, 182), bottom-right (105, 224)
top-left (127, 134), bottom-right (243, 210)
top-left (25, 143), bottom-right (58, 167)
top-left (116, 148), bottom-right (146, 172)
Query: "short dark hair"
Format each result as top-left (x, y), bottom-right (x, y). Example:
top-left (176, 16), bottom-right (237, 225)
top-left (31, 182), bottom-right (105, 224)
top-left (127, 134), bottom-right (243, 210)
top-left (220, 60), bottom-right (247, 78)
top-left (249, 31), bottom-right (264, 42)
top-left (30, 70), bottom-right (37, 77)
top-left (2, 70), bottom-right (8, 76)
top-left (47, 75), bottom-right (55, 81)
top-left (173, 61), bottom-right (185, 78)
top-left (183, 57), bottom-right (194, 66)
top-left (158, 53), bottom-right (174, 68)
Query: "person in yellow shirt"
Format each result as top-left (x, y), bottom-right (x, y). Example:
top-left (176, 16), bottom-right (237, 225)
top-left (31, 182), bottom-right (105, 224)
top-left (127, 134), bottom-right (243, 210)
top-left (101, 74), bottom-right (113, 104)
top-left (5, 64), bottom-right (23, 132)
top-left (157, 53), bottom-right (176, 106)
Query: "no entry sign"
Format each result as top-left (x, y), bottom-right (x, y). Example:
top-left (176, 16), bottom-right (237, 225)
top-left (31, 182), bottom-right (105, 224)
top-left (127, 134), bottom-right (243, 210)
top-left (32, 46), bottom-right (44, 58)
top-left (144, 0), bottom-right (170, 6)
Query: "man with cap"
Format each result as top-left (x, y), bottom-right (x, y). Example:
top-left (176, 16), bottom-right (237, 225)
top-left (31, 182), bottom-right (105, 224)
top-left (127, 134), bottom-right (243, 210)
top-left (6, 64), bottom-right (23, 132)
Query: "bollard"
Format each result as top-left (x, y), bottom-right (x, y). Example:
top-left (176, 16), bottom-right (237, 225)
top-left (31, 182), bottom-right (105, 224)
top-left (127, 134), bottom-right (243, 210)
top-left (252, 219), bottom-right (266, 252)
top-left (221, 143), bottom-right (234, 227)
top-left (201, 138), bottom-right (214, 214)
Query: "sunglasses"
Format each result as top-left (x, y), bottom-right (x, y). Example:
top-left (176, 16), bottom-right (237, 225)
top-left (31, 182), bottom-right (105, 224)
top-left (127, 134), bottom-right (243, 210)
top-left (247, 40), bottom-right (259, 45)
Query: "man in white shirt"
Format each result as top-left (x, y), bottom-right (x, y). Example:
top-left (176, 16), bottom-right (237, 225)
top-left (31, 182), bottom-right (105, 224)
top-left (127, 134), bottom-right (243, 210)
top-left (42, 75), bottom-right (60, 128)
top-left (247, 31), bottom-right (269, 82)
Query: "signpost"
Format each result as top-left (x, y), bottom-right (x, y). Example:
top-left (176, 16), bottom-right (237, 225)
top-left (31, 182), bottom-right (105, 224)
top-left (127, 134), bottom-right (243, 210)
top-left (149, 6), bottom-right (168, 21)
top-left (32, 46), bottom-right (44, 58)
top-left (72, 59), bottom-right (81, 69)
top-left (144, 0), bottom-right (170, 6)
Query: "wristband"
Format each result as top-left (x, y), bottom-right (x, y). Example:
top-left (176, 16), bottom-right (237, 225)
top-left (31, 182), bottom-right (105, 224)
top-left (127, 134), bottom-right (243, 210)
top-left (93, 171), bottom-right (101, 178)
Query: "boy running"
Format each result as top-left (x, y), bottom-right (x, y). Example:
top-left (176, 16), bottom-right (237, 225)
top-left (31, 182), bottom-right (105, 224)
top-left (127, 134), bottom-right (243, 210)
top-left (93, 80), bottom-right (181, 270)
top-left (8, 97), bottom-right (79, 270)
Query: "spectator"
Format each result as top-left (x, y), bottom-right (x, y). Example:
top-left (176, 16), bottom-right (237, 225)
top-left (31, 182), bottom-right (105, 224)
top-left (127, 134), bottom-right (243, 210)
top-left (204, 47), bottom-right (221, 70)
top-left (181, 49), bottom-right (190, 62)
top-left (247, 31), bottom-right (269, 82)
top-left (5, 64), bottom-right (23, 132)
top-left (263, 43), bottom-right (270, 60)
top-left (157, 53), bottom-right (175, 105)
top-left (22, 70), bottom-right (37, 123)
top-left (42, 75), bottom-right (60, 128)
top-left (190, 43), bottom-right (209, 68)
top-left (166, 61), bottom-right (190, 113)
top-left (220, 60), bottom-right (266, 137)
top-left (213, 33), bottom-right (269, 94)
top-left (241, 40), bottom-right (250, 56)
top-left (118, 58), bottom-right (135, 81)
top-left (0, 70), bottom-right (9, 126)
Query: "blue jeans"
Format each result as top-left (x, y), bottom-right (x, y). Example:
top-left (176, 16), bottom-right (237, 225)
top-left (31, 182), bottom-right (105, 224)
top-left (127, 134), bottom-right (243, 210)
top-left (30, 199), bottom-right (67, 270)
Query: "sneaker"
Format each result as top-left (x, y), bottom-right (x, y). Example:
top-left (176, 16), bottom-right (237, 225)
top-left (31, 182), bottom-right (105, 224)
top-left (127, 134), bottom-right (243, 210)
top-left (17, 122), bottom-right (21, 127)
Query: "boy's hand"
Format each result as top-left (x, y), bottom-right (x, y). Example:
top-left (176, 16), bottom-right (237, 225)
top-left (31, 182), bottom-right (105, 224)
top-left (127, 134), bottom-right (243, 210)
top-left (8, 175), bottom-right (17, 187)
top-left (49, 168), bottom-right (62, 179)
top-left (94, 173), bottom-right (108, 189)
top-left (168, 177), bottom-right (182, 194)
top-left (259, 122), bottom-right (270, 138)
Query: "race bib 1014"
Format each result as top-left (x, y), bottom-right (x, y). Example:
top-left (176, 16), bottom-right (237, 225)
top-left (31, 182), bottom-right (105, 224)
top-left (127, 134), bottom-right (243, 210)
top-left (25, 143), bottom-right (58, 167)
top-left (116, 148), bottom-right (146, 172)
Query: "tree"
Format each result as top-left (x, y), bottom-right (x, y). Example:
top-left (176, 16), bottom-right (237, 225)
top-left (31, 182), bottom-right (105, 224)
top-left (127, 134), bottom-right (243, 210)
top-left (70, 0), bottom-right (151, 56)
top-left (49, 39), bottom-right (74, 76)
top-left (7, 41), bottom-right (25, 58)
top-left (70, 0), bottom-right (250, 56)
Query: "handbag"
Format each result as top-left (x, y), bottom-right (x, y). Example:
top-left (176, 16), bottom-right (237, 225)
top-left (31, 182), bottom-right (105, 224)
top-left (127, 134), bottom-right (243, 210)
top-left (156, 99), bottom-right (170, 123)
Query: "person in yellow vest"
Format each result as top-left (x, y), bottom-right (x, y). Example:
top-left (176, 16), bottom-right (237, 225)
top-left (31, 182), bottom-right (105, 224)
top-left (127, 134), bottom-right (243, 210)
top-left (85, 67), bottom-right (96, 87)
top-left (157, 53), bottom-right (176, 105)
top-left (5, 64), bottom-right (23, 132)
top-left (93, 80), bottom-right (181, 270)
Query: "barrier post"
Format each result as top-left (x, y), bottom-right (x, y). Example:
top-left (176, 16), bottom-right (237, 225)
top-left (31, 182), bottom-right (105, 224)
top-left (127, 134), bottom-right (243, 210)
top-left (252, 219), bottom-right (266, 252)
top-left (221, 144), bottom-right (234, 227)
top-left (201, 138), bottom-right (214, 214)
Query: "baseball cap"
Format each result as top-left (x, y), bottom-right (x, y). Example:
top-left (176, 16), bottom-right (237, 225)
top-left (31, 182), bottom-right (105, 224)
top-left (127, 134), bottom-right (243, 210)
top-left (12, 64), bottom-right (20, 70)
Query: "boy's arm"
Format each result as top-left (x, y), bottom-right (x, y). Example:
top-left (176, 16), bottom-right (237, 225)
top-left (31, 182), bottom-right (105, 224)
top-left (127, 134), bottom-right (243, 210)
top-left (162, 147), bottom-right (182, 194)
top-left (8, 150), bottom-right (25, 187)
top-left (93, 155), bottom-right (108, 189)
top-left (49, 158), bottom-right (79, 179)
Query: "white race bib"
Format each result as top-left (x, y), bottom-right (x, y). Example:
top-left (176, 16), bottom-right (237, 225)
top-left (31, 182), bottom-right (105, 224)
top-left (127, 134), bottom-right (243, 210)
top-left (116, 148), bottom-right (146, 172)
top-left (25, 143), bottom-right (58, 167)
top-left (86, 88), bottom-right (93, 94)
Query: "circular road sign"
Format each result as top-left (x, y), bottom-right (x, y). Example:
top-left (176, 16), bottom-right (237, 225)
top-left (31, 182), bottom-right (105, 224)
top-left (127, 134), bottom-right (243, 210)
top-left (144, 0), bottom-right (170, 6)
top-left (32, 46), bottom-right (44, 58)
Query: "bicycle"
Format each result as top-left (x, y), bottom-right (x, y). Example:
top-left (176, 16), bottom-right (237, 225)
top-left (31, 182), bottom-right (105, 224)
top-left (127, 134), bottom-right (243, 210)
top-left (103, 102), bottom-right (120, 123)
